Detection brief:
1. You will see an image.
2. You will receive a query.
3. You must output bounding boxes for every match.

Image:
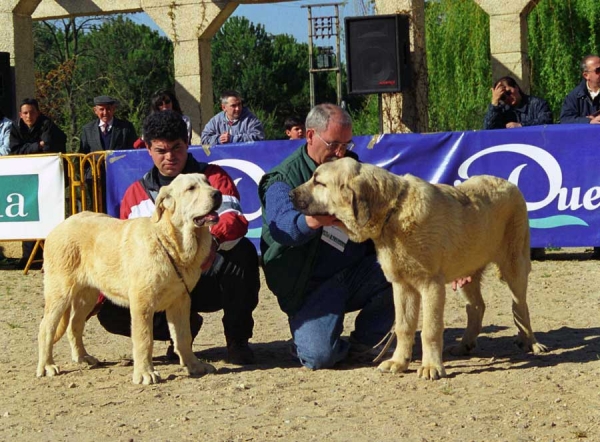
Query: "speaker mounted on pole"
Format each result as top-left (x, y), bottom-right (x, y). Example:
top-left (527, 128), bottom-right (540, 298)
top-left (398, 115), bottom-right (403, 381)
top-left (0, 52), bottom-right (14, 119)
top-left (345, 14), bottom-right (411, 95)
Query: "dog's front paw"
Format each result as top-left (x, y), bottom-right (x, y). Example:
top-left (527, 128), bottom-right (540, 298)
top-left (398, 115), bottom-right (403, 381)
top-left (36, 364), bottom-right (60, 377)
top-left (531, 342), bottom-right (549, 354)
top-left (515, 337), bottom-right (549, 354)
top-left (187, 358), bottom-right (216, 377)
top-left (417, 365), bottom-right (446, 380)
top-left (377, 358), bottom-right (409, 374)
top-left (74, 354), bottom-right (99, 367)
top-left (132, 369), bottom-right (161, 385)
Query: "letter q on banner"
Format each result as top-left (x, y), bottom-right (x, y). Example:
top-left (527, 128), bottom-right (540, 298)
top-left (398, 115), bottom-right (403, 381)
top-left (0, 155), bottom-right (65, 240)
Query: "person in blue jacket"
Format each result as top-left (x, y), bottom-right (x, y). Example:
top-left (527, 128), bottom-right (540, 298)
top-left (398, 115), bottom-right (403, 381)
top-left (483, 76), bottom-right (553, 130)
top-left (560, 55), bottom-right (600, 258)
top-left (559, 54), bottom-right (600, 125)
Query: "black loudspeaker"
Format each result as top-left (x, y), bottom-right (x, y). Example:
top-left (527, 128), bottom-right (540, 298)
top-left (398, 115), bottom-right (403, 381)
top-left (0, 52), bottom-right (14, 119)
top-left (345, 14), bottom-right (411, 95)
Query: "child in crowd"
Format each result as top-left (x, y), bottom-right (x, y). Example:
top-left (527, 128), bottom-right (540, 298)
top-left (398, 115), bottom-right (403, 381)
top-left (284, 116), bottom-right (305, 140)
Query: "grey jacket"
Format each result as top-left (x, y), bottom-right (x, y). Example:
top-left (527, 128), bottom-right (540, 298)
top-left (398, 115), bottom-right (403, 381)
top-left (201, 108), bottom-right (264, 145)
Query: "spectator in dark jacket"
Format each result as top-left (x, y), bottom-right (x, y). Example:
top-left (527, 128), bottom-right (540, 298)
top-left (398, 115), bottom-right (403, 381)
top-left (559, 54), bottom-right (600, 125)
top-left (9, 98), bottom-right (67, 269)
top-left (483, 76), bottom-right (553, 130)
top-left (560, 55), bottom-right (600, 258)
top-left (9, 98), bottom-right (66, 155)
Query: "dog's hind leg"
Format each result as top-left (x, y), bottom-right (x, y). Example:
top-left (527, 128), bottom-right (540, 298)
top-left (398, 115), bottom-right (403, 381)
top-left (378, 281), bottom-right (420, 375)
top-left (166, 295), bottom-right (216, 377)
top-left (67, 287), bottom-right (100, 367)
top-left (498, 257), bottom-right (548, 354)
top-left (449, 270), bottom-right (485, 356)
top-left (37, 280), bottom-right (71, 377)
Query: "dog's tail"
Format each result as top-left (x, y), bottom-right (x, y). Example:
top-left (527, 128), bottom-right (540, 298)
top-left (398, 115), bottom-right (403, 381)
top-left (53, 306), bottom-right (70, 343)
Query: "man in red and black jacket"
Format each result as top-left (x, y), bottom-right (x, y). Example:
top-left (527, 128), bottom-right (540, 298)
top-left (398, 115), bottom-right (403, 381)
top-left (95, 110), bottom-right (259, 365)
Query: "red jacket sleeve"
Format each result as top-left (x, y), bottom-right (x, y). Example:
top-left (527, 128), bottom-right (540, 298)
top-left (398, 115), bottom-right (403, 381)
top-left (202, 164), bottom-right (248, 248)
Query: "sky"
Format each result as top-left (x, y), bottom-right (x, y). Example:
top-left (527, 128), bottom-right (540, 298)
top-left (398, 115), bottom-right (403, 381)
top-left (131, 1), bottom-right (359, 45)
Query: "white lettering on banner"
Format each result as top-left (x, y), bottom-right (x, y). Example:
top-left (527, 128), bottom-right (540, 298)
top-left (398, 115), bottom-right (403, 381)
top-left (455, 143), bottom-right (600, 212)
top-left (210, 159), bottom-right (265, 222)
top-left (4, 193), bottom-right (28, 218)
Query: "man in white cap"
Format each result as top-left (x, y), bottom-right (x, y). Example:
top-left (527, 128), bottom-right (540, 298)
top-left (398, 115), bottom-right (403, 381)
top-left (80, 95), bottom-right (137, 153)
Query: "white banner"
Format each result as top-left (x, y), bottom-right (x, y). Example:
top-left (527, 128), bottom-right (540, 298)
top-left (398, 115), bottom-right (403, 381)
top-left (0, 155), bottom-right (65, 240)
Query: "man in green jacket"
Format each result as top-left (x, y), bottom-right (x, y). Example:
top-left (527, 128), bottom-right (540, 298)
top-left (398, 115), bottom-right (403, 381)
top-left (258, 103), bottom-right (394, 369)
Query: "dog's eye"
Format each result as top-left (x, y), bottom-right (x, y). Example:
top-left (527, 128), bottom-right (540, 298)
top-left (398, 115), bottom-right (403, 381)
top-left (186, 185), bottom-right (196, 192)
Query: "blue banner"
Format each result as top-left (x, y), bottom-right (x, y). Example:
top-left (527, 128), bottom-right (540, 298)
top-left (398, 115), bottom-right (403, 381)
top-left (106, 124), bottom-right (600, 249)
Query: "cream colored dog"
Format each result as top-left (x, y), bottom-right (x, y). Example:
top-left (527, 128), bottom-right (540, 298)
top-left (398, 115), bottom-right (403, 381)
top-left (37, 173), bottom-right (221, 384)
top-left (291, 157), bottom-right (547, 380)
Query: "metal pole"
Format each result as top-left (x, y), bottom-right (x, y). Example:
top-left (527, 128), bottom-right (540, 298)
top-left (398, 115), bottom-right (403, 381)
top-left (307, 6), bottom-right (315, 108)
top-left (335, 4), bottom-right (342, 106)
top-left (378, 93), bottom-right (383, 134)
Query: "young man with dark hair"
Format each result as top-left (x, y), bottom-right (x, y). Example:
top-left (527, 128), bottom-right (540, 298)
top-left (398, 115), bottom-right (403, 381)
top-left (9, 98), bottom-right (66, 155)
top-left (9, 98), bottom-right (67, 268)
top-left (93, 110), bottom-right (260, 364)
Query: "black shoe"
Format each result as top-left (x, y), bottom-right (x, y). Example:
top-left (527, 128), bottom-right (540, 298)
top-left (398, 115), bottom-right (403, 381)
top-left (226, 341), bottom-right (255, 365)
top-left (530, 248), bottom-right (546, 261)
top-left (165, 341), bottom-right (178, 361)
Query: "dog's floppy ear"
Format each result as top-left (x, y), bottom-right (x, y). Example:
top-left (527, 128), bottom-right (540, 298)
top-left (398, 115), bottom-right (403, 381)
top-left (151, 186), bottom-right (171, 223)
top-left (350, 184), bottom-right (371, 228)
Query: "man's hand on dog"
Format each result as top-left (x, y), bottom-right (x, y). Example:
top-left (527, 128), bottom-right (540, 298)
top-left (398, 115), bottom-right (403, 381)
top-left (306, 214), bottom-right (345, 230)
top-left (451, 276), bottom-right (472, 291)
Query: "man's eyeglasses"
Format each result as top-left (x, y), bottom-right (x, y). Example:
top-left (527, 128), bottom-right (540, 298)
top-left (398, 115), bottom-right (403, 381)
top-left (159, 99), bottom-right (172, 105)
top-left (586, 66), bottom-right (600, 75)
top-left (314, 132), bottom-right (354, 152)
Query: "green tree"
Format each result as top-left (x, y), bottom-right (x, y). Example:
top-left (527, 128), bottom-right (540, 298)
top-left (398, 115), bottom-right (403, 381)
top-left (78, 16), bottom-right (174, 131)
top-left (33, 17), bottom-right (100, 150)
top-left (425, 0), bottom-right (491, 132)
top-left (33, 15), bottom-right (173, 150)
top-left (528, 0), bottom-right (600, 118)
top-left (211, 16), bottom-right (314, 138)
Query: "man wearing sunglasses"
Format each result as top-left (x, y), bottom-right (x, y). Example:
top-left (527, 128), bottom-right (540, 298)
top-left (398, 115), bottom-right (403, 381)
top-left (258, 103), bottom-right (395, 370)
top-left (559, 54), bottom-right (600, 124)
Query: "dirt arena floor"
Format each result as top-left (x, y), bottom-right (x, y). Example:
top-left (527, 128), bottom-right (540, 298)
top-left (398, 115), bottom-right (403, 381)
top-left (0, 241), bottom-right (599, 441)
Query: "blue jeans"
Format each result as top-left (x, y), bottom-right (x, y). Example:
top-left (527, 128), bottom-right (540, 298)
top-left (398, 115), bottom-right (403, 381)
top-left (289, 254), bottom-right (394, 369)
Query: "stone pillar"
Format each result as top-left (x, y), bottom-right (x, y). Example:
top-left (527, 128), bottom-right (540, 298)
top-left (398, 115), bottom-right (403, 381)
top-left (474, 0), bottom-right (538, 93)
top-left (0, 1), bottom-right (42, 118)
top-left (145, 2), bottom-right (237, 144)
top-left (373, 0), bottom-right (427, 133)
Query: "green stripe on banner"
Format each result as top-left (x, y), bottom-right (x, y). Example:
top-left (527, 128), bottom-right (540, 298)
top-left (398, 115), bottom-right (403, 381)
top-left (0, 174), bottom-right (40, 222)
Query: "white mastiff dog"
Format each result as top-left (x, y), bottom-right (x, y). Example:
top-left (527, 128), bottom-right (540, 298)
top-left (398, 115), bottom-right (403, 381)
top-left (37, 173), bottom-right (221, 384)
top-left (290, 157), bottom-right (547, 380)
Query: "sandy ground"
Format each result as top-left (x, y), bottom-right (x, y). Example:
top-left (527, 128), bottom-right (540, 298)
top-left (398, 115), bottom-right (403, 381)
top-left (0, 241), bottom-right (599, 442)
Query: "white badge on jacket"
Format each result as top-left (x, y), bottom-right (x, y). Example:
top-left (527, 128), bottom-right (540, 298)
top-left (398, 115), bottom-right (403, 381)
top-left (321, 226), bottom-right (348, 252)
